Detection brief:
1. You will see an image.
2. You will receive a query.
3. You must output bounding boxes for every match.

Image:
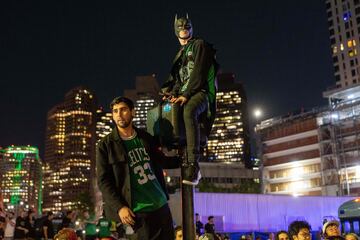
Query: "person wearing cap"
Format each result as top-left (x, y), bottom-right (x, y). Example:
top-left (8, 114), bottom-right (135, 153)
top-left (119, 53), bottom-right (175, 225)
top-left (345, 233), bottom-right (358, 240)
top-left (322, 220), bottom-right (343, 240)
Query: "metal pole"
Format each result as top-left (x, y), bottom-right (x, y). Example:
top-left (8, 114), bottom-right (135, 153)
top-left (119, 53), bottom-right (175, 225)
top-left (181, 164), bottom-right (195, 240)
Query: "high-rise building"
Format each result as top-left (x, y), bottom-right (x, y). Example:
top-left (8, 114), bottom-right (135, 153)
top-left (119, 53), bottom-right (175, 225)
top-left (124, 75), bottom-right (160, 129)
top-left (206, 73), bottom-right (251, 167)
top-left (96, 108), bottom-right (113, 143)
top-left (43, 87), bottom-right (97, 212)
top-left (0, 146), bottom-right (42, 213)
top-left (326, 0), bottom-right (360, 88)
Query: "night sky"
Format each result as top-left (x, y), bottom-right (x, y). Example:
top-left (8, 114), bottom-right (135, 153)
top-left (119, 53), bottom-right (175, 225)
top-left (1, 1), bottom-right (334, 157)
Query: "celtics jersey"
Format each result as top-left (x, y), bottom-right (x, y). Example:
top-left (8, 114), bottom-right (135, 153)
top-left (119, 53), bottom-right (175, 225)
top-left (122, 132), bottom-right (167, 213)
top-left (97, 218), bottom-right (112, 238)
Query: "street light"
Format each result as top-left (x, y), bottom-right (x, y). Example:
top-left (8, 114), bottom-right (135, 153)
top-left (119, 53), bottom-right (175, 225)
top-left (254, 108), bottom-right (263, 119)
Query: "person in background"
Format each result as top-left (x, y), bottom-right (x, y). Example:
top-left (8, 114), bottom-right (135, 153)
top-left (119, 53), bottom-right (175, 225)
top-left (174, 226), bottom-right (183, 240)
top-left (322, 220), bottom-right (343, 240)
top-left (268, 233), bottom-right (275, 240)
top-left (345, 233), bottom-right (358, 240)
top-left (54, 228), bottom-right (77, 240)
top-left (0, 215), bottom-right (5, 240)
top-left (43, 211), bottom-right (55, 240)
top-left (4, 211), bottom-right (15, 240)
top-left (97, 212), bottom-right (112, 240)
top-left (82, 210), bottom-right (97, 240)
top-left (288, 220), bottom-right (312, 240)
top-left (25, 210), bottom-right (36, 240)
top-left (276, 231), bottom-right (290, 240)
top-left (60, 211), bottom-right (75, 230)
top-left (204, 216), bottom-right (219, 240)
top-left (195, 213), bottom-right (203, 236)
top-left (14, 210), bottom-right (28, 240)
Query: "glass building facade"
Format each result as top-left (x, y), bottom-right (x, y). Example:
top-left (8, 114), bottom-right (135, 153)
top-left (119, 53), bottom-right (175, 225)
top-left (43, 87), bottom-right (97, 212)
top-left (206, 73), bottom-right (251, 167)
top-left (0, 146), bottom-right (42, 213)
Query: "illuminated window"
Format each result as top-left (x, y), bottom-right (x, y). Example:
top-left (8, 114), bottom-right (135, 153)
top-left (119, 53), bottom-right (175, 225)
top-left (343, 12), bottom-right (351, 22)
top-left (349, 50), bottom-right (357, 57)
top-left (348, 40), bottom-right (353, 47)
top-left (341, 44), bottom-right (344, 51)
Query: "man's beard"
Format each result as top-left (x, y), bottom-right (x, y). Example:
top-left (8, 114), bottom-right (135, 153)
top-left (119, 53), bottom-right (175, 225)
top-left (116, 117), bottom-right (132, 129)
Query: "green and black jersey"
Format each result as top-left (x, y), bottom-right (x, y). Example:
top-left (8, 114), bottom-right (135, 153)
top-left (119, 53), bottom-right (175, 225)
top-left (122, 132), bottom-right (167, 213)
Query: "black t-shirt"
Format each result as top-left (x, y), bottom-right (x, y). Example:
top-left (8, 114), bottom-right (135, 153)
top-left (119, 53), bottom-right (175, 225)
top-left (204, 223), bottom-right (215, 234)
top-left (0, 216), bottom-right (5, 238)
top-left (43, 219), bottom-right (54, 239)
top-left (196, 220), bottom-right (203, 235)
top-left (60, 217), bottom-right (71, 229)
top-left (14, 216), bottom-right (28, 239)
top-left (25, 216), bottom-right (35, 238)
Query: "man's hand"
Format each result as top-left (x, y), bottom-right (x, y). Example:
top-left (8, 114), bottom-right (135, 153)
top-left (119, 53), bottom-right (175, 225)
top-left (161, 147), bottom-right (178, 157)
top-left (172, 96), bottom-right (188, 106)
top-left (118, 206), bottom-right (135, 225)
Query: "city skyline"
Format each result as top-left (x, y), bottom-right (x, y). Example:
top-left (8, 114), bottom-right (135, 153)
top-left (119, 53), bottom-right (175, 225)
top-left (1, 1), bottom-right (334, 156)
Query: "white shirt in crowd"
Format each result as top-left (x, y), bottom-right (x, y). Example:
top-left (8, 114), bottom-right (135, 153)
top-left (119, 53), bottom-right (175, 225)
top-left (4, 217), bottom-right (15, 238)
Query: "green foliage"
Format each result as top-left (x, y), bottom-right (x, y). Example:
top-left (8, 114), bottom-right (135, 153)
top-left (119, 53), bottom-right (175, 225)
top-left (74, 191), bottom-right (95, 214)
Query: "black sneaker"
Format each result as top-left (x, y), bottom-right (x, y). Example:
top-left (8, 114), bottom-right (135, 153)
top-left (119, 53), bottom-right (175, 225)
top-left (182, 164), bottom-right (201, 186)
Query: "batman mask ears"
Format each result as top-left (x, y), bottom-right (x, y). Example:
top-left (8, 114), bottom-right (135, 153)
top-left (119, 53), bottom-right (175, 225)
top-left (174, 14), bottom-right (193, 39)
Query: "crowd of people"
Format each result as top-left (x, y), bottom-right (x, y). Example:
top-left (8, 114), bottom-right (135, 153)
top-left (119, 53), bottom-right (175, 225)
top-left (173, 217), bottom-right (359, 240)
top-left (0, 208), bottom-right (120, 240)
top-left (1, 206), bottom-right (359, 240)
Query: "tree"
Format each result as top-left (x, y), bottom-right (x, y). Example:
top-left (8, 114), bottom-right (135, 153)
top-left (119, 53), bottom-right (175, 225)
top-left (75, 191), bottom-right (95, 214)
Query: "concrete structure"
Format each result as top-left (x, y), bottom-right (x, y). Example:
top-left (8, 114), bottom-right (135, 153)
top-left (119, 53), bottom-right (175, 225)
top-left (256, 93), bottom-right (360, 196)
top-left (256, 110), bottom-right (325, 196)
top-left (319, 87), bottom-right (360, 196)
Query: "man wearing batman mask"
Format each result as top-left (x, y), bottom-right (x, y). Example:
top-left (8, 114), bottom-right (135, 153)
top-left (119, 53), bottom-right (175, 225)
top-left (163, 14), bottom-right (219, 185)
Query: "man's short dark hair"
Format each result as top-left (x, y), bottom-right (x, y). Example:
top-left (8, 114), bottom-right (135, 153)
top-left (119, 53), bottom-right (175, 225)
top-left (174, 225), bottom-right (182, 237)
top-left (288, 221), bottom-right (311, 240)
top-left (110, 96), bottom-right (134, 111)
top-left (47, 211), bottom-right (53, 216)
top-left (208, 216), bottom-right (214, 221)
top-left (66, 210), bottom-right (73, 216)
top-left (276, 231), bottom-right (289, 240)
